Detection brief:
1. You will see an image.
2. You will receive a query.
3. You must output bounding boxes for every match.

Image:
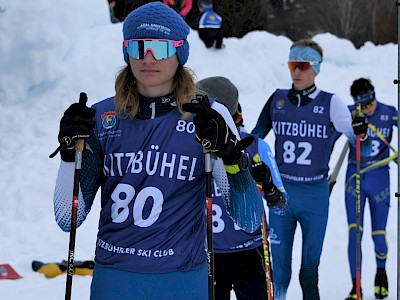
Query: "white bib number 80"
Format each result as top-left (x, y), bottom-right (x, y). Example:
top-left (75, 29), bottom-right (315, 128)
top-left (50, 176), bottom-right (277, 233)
top-left (111, 183), bottom-right (163, 227)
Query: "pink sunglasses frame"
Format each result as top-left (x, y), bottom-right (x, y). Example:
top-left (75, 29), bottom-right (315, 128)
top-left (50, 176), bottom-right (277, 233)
top-left (123, 38), bottom-right (184, 48)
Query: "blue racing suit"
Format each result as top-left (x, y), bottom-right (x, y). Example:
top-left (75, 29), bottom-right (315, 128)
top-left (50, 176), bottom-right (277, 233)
top-left (252, 86), bottom-right (371, 300)
top-left (343, 101), bottom-right (397, 280)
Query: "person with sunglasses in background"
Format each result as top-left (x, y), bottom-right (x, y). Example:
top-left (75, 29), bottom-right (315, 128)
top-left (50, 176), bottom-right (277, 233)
top-left (251, 39), bottom-right (372, 300)
top-left (51, 2), bottom-right (262, 299)
top-left (333, 78), bottom-right (397, 300)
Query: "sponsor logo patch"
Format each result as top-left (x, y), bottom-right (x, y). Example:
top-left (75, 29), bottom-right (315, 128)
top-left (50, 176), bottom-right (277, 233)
top-left (101, 111), bottom-right (117, 129)
top-left (276, 99), bottom-right (285, 109)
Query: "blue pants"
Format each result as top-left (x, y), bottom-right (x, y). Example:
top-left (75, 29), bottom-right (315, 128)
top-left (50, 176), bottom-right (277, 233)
top-left (90, 264), bottom-right (208, 299)
top-left (269, 181), bottom-right (329, 300)
top-left (345, 165), bottom-right (390, 280)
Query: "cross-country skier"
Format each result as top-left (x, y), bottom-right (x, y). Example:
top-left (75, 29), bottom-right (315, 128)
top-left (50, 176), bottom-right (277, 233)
top-left (197, 76), bottom-right (288, 299)
top-left (51, 3), bottom-right (261, 299)
top-left (338, 78), bottom-right (397, 300)
top-left (251, 39), bottom-right (372, 300)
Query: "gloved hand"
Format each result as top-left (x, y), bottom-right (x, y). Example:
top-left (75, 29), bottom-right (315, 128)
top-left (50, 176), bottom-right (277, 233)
top-left (50, 93), bottom-right (96, 162)
top-left (182, 95), bottom-right (253, 165)
top-left (269, 192), bottom-right (289, 216)
top-left (251, 158), bottom-right (288, 215)
top-left (351, 110), bottom-right (368, 136)
top-left (251, 160), bottom-right (280, 206)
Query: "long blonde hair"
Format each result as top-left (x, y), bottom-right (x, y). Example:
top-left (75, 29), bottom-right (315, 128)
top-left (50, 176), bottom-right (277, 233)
top-left (114, 65), bottom-right (197, 119)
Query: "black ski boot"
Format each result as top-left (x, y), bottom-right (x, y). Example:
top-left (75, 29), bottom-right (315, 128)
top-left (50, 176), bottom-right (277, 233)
top-left (345, 279), bottom-right (362, 300)
top-left (374, 267), bottom-right (388, 299)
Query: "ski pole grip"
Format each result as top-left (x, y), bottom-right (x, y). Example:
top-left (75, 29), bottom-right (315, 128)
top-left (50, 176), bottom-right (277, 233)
top-left (75, 92), bottom-right (88, 153)
top-left (79, 92), bottom-right (88, 105)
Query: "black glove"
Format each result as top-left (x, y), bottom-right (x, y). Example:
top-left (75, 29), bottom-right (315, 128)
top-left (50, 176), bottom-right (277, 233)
top-left (351, 110), bottom-right (368, 136)
top-left (182, 95), bottom-right (253, 165)
top-left (251, 160), bottom-right (281, 206)
top-left (50, 93), bottom-right (96, 162)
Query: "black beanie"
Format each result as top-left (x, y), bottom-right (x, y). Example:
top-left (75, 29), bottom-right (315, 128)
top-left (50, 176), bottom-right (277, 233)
top-left (350, 78), bottom-right (375, 105)
top-left (196, 76), bottom-right (239, 115)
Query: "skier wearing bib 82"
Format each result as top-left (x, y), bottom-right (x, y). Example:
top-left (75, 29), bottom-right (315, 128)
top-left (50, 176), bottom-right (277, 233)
top-left (251, 39), bottom-right (372, 300)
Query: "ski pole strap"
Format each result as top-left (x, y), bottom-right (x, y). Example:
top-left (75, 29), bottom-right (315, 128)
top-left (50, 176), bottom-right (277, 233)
top-left (328, 142), bottom-right (349, 193)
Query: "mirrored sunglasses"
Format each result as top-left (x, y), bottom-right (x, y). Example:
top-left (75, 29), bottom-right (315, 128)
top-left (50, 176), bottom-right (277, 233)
top-left (361, 100), bottom-right (375, 110)
top-left (353, 90), bottom-right (375, 109)
top-left (124, 39), bottom-right (184, 60)
top-left (288, 61), bottom-right (320, 72)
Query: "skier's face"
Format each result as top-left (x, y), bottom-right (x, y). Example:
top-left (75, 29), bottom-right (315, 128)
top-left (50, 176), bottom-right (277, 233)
top-left (289, 63), bottom-right (317, 91)
top-left (129, 52), bottom-right (179, 97)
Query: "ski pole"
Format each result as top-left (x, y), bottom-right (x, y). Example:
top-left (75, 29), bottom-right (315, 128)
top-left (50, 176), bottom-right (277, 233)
top-left (345, 153), bottom-right (398, 185)
top-left (65, 138), bottom-right (84, 300)
top-left (205, 152), bottom-right (215, 300)
top-left (261, 199), bottom-right (274, 300)
top-left (328, 141), bottom-right (349, 193)
top-left (355, 103), bottom-right (362, 300)
top-left (65, 92), bottom-right (87, 300)
top-left (253, 154), bottom-right (274, 300)
top-left (394, 7), bottom-right (400, 298)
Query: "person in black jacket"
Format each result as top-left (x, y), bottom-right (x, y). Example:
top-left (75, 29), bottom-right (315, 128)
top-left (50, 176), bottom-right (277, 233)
top-left (197, 1), bottom-right (223, 49)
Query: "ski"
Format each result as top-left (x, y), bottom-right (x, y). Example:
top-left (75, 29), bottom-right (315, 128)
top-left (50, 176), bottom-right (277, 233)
top-left (32, 260), bottom-right (94, 278)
